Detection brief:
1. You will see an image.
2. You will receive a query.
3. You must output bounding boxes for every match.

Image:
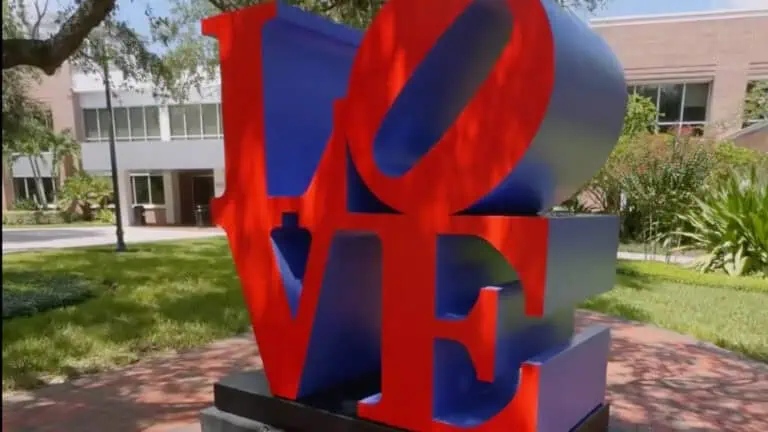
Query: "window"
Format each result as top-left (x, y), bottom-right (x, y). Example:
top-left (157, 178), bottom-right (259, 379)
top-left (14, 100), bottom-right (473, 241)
top-left (82, 107), bottom-right (161, 141)
top-left (627, 82), bottom-right (711, 135)
top-left (13, 177), bottom-right (55, 204)
top-left (130, 174), bottom-right (165, 205)
top-left (169, 103), bottom-right (223, 139)
top-left (743, 80), bottom-right (767, 127)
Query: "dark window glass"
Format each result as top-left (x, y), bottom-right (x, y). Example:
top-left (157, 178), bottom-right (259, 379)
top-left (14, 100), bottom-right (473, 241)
top-left (682, 83), bottom-right (709, 122)
top-left (13, 178), bottom-right (28, 201)
top-left (129, 107), bottom-right (145, 139)
top-left (150, 175), bottom-right (165, 204)
top-left (169, 106), bottom-right (186, 137)
top-left (132, 176), bottom-right (150, 204)
top-left (41, 177), bottom-right (54, 203)
top-left (185, 105), bottom-right (202, 137)
top-left (202, 104), bottom-right (219, 136)
top-left (658, 84), bottom-right (683, 122)
top-left (83, 109), bottom-right (100, 140)
top-left (145, 106), bottom-right (161, 139)
top-left (635, 85), bottom-right (659, 107)
top-left (113, 107), bottom-right (130, 140)
top-left (98, 109), bottom-right (112, 139)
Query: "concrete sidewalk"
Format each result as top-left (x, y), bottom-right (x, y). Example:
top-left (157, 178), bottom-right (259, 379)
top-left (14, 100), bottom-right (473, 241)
top-left (2, 226), bottom-right (225, 254)
top-left (2, 225), bottom-right (698, 266)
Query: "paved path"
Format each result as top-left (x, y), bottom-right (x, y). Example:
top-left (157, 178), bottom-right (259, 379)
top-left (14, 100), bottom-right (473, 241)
top-left (2, 225), bottom-right (693, 267)
top-left (617, 251), bottom-right (695, 265)
top-left (3, 311), bottom-right (766, 432)
top-left (1, 226), bottom-right (225, 254)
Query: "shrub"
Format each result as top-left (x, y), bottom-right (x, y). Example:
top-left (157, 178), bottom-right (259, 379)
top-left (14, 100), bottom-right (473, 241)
top-left (13, 199), bottom-right (40, 211)
top-left (58, 172), bottom-right (113, 221)
top-left (666, 165), bottom-right (768, 277)
top-left (1, 210), bottom-right (81, 226)
top-left (94, 207), bottom-right (116, 224)
top-left (710, 141), bottom-right (768, 182)
top-left (3, 272), bottom-right (96, 319)
top-left (585, 133), bottom-right (717, 243)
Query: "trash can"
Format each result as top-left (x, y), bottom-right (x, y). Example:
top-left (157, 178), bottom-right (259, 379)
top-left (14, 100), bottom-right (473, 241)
top-left (134, 205), bottom-right (146, 226)
top-left (194, 204), bottom-right (210, 227)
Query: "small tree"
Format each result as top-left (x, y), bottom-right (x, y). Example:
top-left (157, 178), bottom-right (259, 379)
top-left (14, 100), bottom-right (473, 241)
top-left (58, 172), bottom-right (113, 221)
top-left (743, 80), bottom-right (767, 126)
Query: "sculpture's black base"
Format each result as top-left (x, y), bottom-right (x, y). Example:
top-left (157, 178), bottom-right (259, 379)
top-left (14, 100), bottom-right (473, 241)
top-left (202, 370), bottom-right (610, 431)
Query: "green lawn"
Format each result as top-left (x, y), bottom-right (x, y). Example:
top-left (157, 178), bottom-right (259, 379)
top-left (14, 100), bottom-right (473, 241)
top-left (2, 238), bottom-right (766, 392)
top-left (2, 222), bottom-right (112, 229)
top-left (2, 239), bottom-right (248, 391)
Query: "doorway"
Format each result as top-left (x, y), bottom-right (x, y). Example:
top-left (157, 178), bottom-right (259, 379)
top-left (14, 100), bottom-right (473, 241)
top-left (178, 170), bottom-right (215, 225)
top-left (192, 174), bottom-right (215, 226)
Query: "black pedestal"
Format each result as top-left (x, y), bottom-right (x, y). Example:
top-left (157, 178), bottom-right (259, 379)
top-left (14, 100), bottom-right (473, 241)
top-left (202, 370), bottom-right (610, 431)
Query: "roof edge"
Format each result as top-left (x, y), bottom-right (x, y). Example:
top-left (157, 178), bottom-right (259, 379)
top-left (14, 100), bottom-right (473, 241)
top-left (590, 8), bottom-right (768, 27)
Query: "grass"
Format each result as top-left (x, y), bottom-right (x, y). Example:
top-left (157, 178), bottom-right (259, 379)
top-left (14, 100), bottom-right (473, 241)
top-left (2, 238), bottom-right (766, 392)
top-left (3, 272), bottom-right (96, 319)
top-left (583, 277), bottom-right (768, 362)
top-left (616, 259), bottom-right (768, 294)
top-left (2, 222), bottom-right (112, 229)
top-left (2, 238), bottom-right (248, 391)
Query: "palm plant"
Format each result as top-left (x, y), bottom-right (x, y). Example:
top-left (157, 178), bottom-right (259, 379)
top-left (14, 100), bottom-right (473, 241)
top-left (666, 165), bottom-right (768, 277)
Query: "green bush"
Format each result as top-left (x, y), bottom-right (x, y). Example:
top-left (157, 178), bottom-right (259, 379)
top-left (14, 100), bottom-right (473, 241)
top-left (667, 165), bottom-right (768, 277)
top-left (94, 207), bottom-right (116, 224)
top-left (3, 272), bottom-right (96, 319)
top-left (13, 199), bottom-right (40, 211)
top-left (58, 173), bottom-right (113, 221)
top-left (1, 210), bottom-right (82, 226)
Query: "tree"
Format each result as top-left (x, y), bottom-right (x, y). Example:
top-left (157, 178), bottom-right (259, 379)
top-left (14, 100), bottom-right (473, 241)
top-left (3, 0), bottom-right (117, 74)
top-left (743, 80), bottom-right (767, 125)
top-left (151, 0), bottom-right (610, 99)
top-left (3, 0), bottom-right (609, 79)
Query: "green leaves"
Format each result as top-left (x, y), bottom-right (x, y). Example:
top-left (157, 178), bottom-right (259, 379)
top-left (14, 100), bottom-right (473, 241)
top-left (671, 165), bottom-right (768, 277)
top-left (744, 80), bottom-right (767, 124)
top-left (58, 172), bottom-right (114, 220)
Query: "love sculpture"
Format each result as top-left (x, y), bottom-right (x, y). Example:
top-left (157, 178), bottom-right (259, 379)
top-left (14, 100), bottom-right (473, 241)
top-left (201, 0), bottom-right (627, 431)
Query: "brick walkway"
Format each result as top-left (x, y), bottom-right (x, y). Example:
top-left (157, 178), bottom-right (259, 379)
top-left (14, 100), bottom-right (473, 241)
top-left (3, 311), bottom-right (767, 432)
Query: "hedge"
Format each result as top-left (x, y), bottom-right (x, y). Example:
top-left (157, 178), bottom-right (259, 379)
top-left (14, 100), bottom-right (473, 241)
top-left (2, 210), bottom-right (81, 226)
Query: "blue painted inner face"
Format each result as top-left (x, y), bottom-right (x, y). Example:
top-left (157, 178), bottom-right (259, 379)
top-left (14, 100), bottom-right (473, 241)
top-left (432, 235), bottom-right (574, 426)
top-left (372, 0), bottom-right (513, 178)
top-left (261, 12), bottom-right (361, 197)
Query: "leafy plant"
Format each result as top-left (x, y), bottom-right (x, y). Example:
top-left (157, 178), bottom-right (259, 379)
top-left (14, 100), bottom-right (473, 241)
top-left (58, 172), bottom-right (113, 221)
top-left (13, 198), bottom-right (39, 211)
top-left (94, 207), bottom-right (116, 224)
top-left (666, 165), bottom-right (768, 277)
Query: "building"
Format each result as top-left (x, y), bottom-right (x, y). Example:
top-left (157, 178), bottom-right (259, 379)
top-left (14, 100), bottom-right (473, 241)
top-left (3, 8), bottom-right (767, 222)
top-left (73, 72), bottom-right (226, 226)
top-left (593, 8), bottom-right (768, 141)
top-left (2, 62), bottom-right (79, 211)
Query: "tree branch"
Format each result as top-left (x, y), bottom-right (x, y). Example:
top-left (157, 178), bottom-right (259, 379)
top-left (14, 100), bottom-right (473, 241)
top-left (2, 0), bottom-right (118, 74)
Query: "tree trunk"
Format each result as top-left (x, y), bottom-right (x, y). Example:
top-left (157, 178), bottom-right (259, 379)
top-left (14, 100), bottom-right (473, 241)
top-left (27, 155), bottom-right (48, 208)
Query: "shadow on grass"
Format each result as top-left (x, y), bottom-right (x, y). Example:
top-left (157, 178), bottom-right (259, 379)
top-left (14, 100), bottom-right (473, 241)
top-left (2, 238), bottom-right (251, 391)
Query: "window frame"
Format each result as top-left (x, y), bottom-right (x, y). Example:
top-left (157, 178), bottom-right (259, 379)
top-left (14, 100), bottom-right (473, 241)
top-left (13, 177), bottom-right (55, 206)
top-left (169, 103), bottom-right (224, 140)
top-left (83, 106), bottom-right (161, 142)
top-left (743, 80), bottom-right (768, 128)
top-left (129, 173), bottom-right (166, 207)
top-left (627, 80), bottom-right (712, 136)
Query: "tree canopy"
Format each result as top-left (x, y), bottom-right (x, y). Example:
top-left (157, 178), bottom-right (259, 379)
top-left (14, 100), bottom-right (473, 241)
top-left (3, 0), bottom-right (608, 78)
